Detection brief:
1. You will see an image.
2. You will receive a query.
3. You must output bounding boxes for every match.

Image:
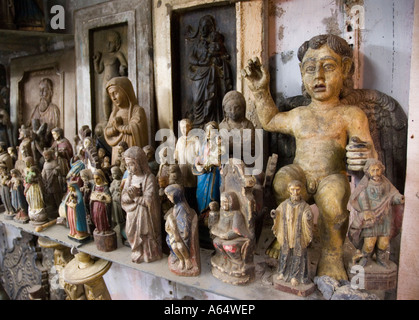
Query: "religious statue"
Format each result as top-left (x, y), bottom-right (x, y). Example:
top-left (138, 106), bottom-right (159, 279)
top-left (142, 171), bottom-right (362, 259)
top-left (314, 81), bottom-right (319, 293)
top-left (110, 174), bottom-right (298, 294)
top-left (348, 159), bottom-right (405, 269)
top-left (242, 34), bottom-right (377, 280)
top-left (65, 182), bottom-right (90, 242)
top-left (51, 127), bottom-right (74, 175)
top-left (219, 90), bottom-right (255, 159)
top-left (0, 141), bottom-right (13, 171)
top-left (24, 156), bottom-right (47, 225)
top-left (90, 169), bottom-right (116, 252)
top-left (209, 191), bottom-right (254, 285)
top-left (143, 145), bottom-right (159, 177)
top-left (186, 14), bottom-right (233, 128)
top-left (7, 147), bottom-right (17, 165)
top-left (109, 165), bottom-right (127, 244)
top-left (82, 137), bottom-right (100, 172)
top-left (0, 107), bottom-right (13, 149)
top-left (0, 163), bottom-right (14, 219)
top-left (164, 184), bottom-right (200, 277)
top-left (9, 169), bottom-right (29, 223)
top-left (104, 77), bottom-right (149, 163)
top-left (175, 118), bottom-right (199, 208)
top-left (30, 119), bottom-right (47, 165)
top-left (41, 149), bottom-right (62, 218)
top-left (114, 141), bottom-right (128, 174)
top-left (193, 121), bottom-right (223, 222)
top-left (93, 31), bottom-right (128, 121)
top-left (121, 146), bottom-right (162, 263)
top-left (29, 78), bottom-right (60, 136)
top-left (271, 180), bottom-right (315, 295)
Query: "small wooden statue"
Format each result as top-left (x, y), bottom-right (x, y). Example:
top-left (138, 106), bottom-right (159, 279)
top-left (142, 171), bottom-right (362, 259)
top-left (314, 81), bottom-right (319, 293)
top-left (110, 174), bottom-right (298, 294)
top-left (164, 184), bottom-right (200, 277)
top-left (0, 163), bottom-right (14, 219)
top-left (143, 145), bottom-right (159, 177)
top-left (10, 169), bottom-right (29, 223)
top-left (90, 169), bottom-right (116, 252)
top-left (121, 146), bottom-right (162, 263)
top-left (41, 148), bottom-right (62, 218)
top-left (109, 166), bottom-right (127, 244)
top-left (65, 182), bottom-right (90, 242)
top-left (271, 180), bottom-right (315, 296)
top-left (349, 158), bottom-right (404, 269)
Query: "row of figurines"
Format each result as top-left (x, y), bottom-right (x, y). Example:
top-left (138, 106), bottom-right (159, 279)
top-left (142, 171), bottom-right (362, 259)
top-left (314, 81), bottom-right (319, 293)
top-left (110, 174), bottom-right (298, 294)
top-left (0, 121), bottom-right (405, 292)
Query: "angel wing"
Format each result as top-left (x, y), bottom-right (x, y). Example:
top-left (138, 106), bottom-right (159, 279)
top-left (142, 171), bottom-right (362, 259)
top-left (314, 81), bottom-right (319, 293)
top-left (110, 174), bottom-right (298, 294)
top-left (272, 89), bottom-right (407, 193)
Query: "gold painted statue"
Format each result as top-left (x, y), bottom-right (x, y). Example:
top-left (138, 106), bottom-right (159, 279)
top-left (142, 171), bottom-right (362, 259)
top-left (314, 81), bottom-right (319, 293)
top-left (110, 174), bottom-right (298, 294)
top-left (242, 34), bottom-right (377, 280)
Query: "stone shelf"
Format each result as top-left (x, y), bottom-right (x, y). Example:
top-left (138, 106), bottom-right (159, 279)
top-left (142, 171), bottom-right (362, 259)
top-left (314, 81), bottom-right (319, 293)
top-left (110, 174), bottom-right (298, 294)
top-left (0, 212), bottom-right (323, 300)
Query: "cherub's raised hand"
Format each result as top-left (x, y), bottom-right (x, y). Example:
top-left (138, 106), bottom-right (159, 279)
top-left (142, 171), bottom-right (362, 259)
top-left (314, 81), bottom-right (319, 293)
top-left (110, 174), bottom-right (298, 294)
top-left (241, 57), bottom-right (270, 93)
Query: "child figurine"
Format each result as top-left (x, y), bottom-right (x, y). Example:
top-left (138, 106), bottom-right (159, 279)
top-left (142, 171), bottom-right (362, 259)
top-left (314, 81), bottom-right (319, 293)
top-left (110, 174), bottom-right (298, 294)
top-left (90, 169), bottom-right (116, 252)
top-left (10, 169), bottom-right (29, 223)
top-left (164, 184), bottom-right (200, 276)
top-left (349, 159), bottom-right (405, 269)
top-left (65, 182), bottom-right (90, 242)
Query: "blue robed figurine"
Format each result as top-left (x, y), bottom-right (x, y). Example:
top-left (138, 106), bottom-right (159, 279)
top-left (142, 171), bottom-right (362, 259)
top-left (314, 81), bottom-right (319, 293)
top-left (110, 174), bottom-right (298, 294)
top-left (193, 121), bottom-right (222, 223)
top-left (64, 181), bottom-right (90, 242)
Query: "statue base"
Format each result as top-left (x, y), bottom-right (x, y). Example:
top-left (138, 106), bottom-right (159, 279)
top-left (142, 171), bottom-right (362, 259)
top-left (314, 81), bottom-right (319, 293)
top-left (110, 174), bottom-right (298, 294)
top-left (68, 234), bottom-right (91, 244)
top-left (93, 230), bottom-right (117, 252)
top-left (4, 213), bottom-right (16, 220)
top-left (347, 260), bottom-right (397, 291)
top-left (273, 275), bottom-right (316, 297)
top-left (210, 254), bottom-right (255, 286)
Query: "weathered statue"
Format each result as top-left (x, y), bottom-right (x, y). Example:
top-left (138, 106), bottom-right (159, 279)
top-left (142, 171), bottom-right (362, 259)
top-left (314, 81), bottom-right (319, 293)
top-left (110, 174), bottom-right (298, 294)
top-left (10, 169), bottom-right (29, 223)
top-left (219, 90), bottom-right (255, 159)
top-left (104, 77), bottom-right (149, 163)
top-left (24, 156), bottom-right (47, 224)
top-left (0, 163), bottom-right (14, 218)
top-left (65, 182), bottom-right (90, 242)
top-left (242, 34), bottom-right (377, 280)
top-left (90, 169), bottom-right (116, 252)
top-left (41, 149), bottom-right (62, 218)
top-left (109, 165), bottom-right (127, 244)
top-left (164, 184), bottom-right (200, 276)
top-left (121, 146), bottom-right (162, 263)
top-left (186, 14), bottom-right (233, 128)
top-left (175, 119), bottom-right (199, 208)
top-left (0, 141), bottom-right (13, 171)
top-left (271, 180), bottom-right (314, 295)
top-left (143, 144), bottom-right (159, 177)
top-left (114, 141), bottom-right (128, 174)
top-left (209, 191), bottom-right (254, 285)
top-left (93, 31), bottom-right (128, 121)
top-left (82, 137), bottom-right (100, 172)
top-left (0, 107), bottom-right (13, 148)
top-left (29, 78), bottom-right (60, 135)
top-left (349, 159), bottom-right (404, 268)
top-left (51, 127), bottom-right (73, 173)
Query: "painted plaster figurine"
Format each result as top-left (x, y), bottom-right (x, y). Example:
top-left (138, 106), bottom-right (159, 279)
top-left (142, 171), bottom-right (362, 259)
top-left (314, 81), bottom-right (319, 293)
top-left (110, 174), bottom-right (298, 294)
top-left (209, 192), bottom-right (254, 285)
top-left (121, 146), bottom-right (162, 263)
top-left (219, 90), bottom-right (255, 159)
top-left (29, 78), bottom-right (60, 135)
top-left (175, 119), bottom-right (199, 208)
top-left (10, 169), bottom-right (29, 223)
top-left (65, 182), bottom-right (90, 242)
top-left (242, 34), bottom-right (377, 280)
top-left (104, 77), bottom-right (149, 163)
top-left (193, 121), bottom-right (222, 222)
top-left (24, 156), bottom-right (47, 225)
top-left (271, 180), bottom-right (313, 287)
top-left (0, 163), bottom-right (14, 219)
top-left (187, 14), bottom-right (233, 128)
top-left (93, 30), bottom-right (128, 121)
top-left (349, 159), bottom-right (405, 268)
top-left (90, 169), bottom-right (116, 252)
top-left (164, 184), bottom-right (200, 276)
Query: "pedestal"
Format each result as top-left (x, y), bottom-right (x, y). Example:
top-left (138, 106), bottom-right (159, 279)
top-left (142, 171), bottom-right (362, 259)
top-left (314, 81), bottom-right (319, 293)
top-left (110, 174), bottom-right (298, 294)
top-left (347, 261), bottom-right (398, 291)
top-left (93, 230), bottom-right (117, 252)
top-left (273, 275), bottom-right (316, 297)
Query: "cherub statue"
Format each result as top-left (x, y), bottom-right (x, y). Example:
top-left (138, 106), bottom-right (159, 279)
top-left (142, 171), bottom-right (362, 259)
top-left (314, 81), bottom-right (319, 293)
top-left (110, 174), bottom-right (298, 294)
top-left (349, 159), bottom-right (405, 268)
top-left (164, 184), bottom-right (200, 276)
top-left (242, 34), bottom-right (377, 280)
top-left (271, 180), bottom-right (313, 287)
